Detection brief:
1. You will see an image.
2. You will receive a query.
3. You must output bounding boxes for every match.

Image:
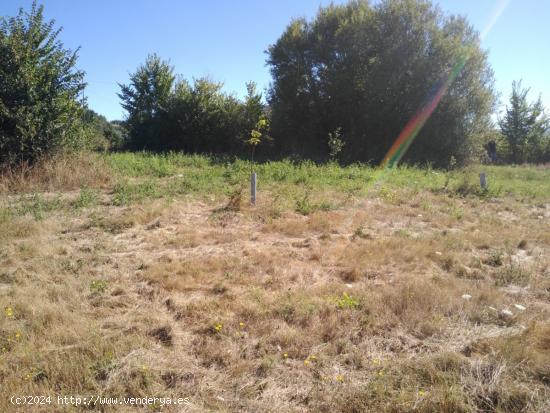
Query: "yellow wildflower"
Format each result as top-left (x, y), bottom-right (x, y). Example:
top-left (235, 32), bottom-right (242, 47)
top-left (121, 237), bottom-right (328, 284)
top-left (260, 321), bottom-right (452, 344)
top-left (5, 307), bottom-right (13, 317)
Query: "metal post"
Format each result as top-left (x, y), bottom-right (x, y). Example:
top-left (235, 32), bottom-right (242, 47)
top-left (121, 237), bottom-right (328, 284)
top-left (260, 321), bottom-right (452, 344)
top-left (250, 172), bottom-right (257, 206)
top-left (479, 172), bottom-right (487, 190)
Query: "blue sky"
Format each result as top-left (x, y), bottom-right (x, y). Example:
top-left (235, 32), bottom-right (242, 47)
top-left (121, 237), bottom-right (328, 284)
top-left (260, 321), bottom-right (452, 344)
top-left (1, 0), bottom-right (548, 121)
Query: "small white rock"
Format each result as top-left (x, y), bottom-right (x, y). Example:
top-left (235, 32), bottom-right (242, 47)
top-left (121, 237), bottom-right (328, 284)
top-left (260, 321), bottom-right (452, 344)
top-left (435, 251), bottom-right (443, 256)
top-left (417, 214), bottom-right (423, 218)
top-left (461, 294), bottom-right (472, 300)
top-left (500, 309), bottom-right (513, 317)
top-left (514, 304), bottom-right (526, 311)
top-left (345, 283), bottom-right (353, 288)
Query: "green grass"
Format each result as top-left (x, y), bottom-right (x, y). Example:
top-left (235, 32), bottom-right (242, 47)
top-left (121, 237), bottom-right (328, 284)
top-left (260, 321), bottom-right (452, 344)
top-left (90, 279), bottom-right (109, 294)
top-left (111, 180), bottom-right (164, 206)
top-left (104, 152), bottom-right (550, 202)
top-left (74, 187), bottom-right (99, 209)
top-left (2, 153), bottom-right (548, 221)
top-left (331, 292), bottom-right (361, 309)
top-left (10, 193), bottom-right (63, 220)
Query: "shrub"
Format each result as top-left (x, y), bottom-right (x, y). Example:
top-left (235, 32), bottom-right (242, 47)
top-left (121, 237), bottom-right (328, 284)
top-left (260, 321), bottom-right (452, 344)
top-left (119, 55), bottom-right (268, 155)
top-left (0, 2), bottom-right (86, 165)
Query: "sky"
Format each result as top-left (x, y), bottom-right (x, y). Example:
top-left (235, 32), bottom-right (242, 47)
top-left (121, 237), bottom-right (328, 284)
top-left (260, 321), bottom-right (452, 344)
top-left (1, 0), bottom-right (549, 121)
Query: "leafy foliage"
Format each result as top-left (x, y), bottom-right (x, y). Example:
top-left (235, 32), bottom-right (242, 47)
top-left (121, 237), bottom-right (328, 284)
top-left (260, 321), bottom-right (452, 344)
top-left (119, 56), bottom-right (269, 155)
top-left (166, 77), bottom-right (244, 154)
top-left (117, 54), bottom-right (175, 150)
top-left (498, 81), bottom-right (550, 163)
top-left (267, 0), bottom-right (495, 166)
top-left (328, 127), bottom-right (345, 161)
top-left (247, 114), bottom-right (270, 168)
top-left (82, 109), bottom-right (127, 151)
top-left (332, 292), bottom-right (360, 310)
top-left (0, 1), bottom-right (86, 165)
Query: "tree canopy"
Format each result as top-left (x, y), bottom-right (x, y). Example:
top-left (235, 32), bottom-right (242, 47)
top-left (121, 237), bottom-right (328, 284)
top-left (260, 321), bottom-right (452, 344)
top-left (118, 55), bottom-right (266, 155)
top-left (267, 0), bottom-right (496, 166)
top-left (117, 54), bottom-right (175, 150)
top-left (499, 81), bottom-right (549, 164)
top-left (0, 1), bottom-right (86, 165)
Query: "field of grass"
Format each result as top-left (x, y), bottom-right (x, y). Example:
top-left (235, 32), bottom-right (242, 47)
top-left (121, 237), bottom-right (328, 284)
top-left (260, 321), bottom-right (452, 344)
top-left (1, 152), bottom-right (549, 412)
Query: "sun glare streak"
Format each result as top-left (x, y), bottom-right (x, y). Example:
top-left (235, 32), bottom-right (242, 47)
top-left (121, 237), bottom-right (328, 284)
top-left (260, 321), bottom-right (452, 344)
top-left (480, 0), bottom-right (511, 40)
top-left (369, 0), bottom-right (511, 188)
top-left (380, 55), bottom-right (467, 169)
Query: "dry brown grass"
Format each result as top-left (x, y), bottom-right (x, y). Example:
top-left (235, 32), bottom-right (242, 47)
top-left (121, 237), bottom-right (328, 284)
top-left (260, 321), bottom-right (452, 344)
top-left (1, 174), bottom-right (549, 412)
top-left (0, 151), bottom-right (111, 194)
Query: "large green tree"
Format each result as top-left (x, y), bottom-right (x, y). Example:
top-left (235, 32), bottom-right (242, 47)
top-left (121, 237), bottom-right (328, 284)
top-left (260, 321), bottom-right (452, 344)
top-left (117, 53), bottom-right (175, 150)
top-left (0, 1), bottom-right (86, 165)
top-left (167, 77), bottom-right (243, 153)
top-left (267, 0), bottom-right (495, 166)
top-left (499, 81), bottom-right (549, 163)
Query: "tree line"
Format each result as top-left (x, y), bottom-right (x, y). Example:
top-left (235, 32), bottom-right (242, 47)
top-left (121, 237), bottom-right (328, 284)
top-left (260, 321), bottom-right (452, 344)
top-left (1, 0), bottom-right (548, 167)
top-left (117, 54), bottom-right (266, 156)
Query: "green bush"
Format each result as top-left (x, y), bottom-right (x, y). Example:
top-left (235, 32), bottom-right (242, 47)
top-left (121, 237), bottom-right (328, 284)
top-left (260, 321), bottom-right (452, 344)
top-left (0, 2), bottom-right (87, 165)
top-left (118, 55), bottom-right (267, 155)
